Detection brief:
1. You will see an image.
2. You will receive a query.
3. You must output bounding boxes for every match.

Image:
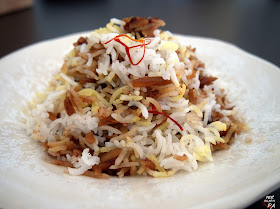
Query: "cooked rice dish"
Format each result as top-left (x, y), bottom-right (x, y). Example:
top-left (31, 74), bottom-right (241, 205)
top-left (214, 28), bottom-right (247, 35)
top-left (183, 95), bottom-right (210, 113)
top-left (25, 17), bottom-right (246, 179)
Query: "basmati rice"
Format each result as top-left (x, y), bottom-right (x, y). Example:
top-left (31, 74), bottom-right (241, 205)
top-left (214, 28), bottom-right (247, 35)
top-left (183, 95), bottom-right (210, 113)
top-left (25, 17), bottom-right (245, 179)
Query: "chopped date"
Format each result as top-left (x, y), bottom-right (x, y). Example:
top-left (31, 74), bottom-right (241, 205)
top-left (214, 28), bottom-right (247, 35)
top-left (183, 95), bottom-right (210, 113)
top-left (173, 154), bottom-right (188, 161)
top-left (188, 88), bottom-right (197, 104)
top-left (79, 77), bottom-right (96, 85)
top-left (73, 37), bottom-right (87, 47)
top-left (123, 17), bottom-right (165, 37)
top-left (140, 158), bottom-right (156, 170)
top-left (85, 132), bottom-right (96, 144)
top-left (47, 112), bottom-right (57, 121)
top-left (123, 17), bottom-right (149, 32)
top-left (100, 148), bottom-right (122, 163)
top-left (64, 96), bottom-right (76, 116)
top-left (199, 75), bottom-right (217, 88)
top-left (132, 77), bottom-right (172, 87)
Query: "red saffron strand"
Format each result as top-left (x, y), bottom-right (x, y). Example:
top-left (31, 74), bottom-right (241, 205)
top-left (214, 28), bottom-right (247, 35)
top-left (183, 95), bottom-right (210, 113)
top-left (151, 104), bottom-right (157, 111)
top-left (148, 110), bottom-right (184, 131)
top-left (114, 39), bottom-right (139, 65)
top-left (103, 34), bottom-right (146, 44)
top-left (103, 34), bottom-right (151, 66)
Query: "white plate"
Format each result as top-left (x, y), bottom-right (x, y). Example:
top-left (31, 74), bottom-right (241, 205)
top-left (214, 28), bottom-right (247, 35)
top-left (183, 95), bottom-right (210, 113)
top-left (0, 33), bottom-right (279, 209)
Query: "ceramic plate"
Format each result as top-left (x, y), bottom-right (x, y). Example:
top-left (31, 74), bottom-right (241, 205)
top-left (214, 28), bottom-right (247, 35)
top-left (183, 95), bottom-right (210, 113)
top-left (0, 33), bottom-right (279, 209)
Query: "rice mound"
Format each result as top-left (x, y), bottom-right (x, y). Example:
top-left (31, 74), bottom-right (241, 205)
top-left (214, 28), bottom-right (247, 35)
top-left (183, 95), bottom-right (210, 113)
top-left (25, 17), bottom-right (246, 179)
